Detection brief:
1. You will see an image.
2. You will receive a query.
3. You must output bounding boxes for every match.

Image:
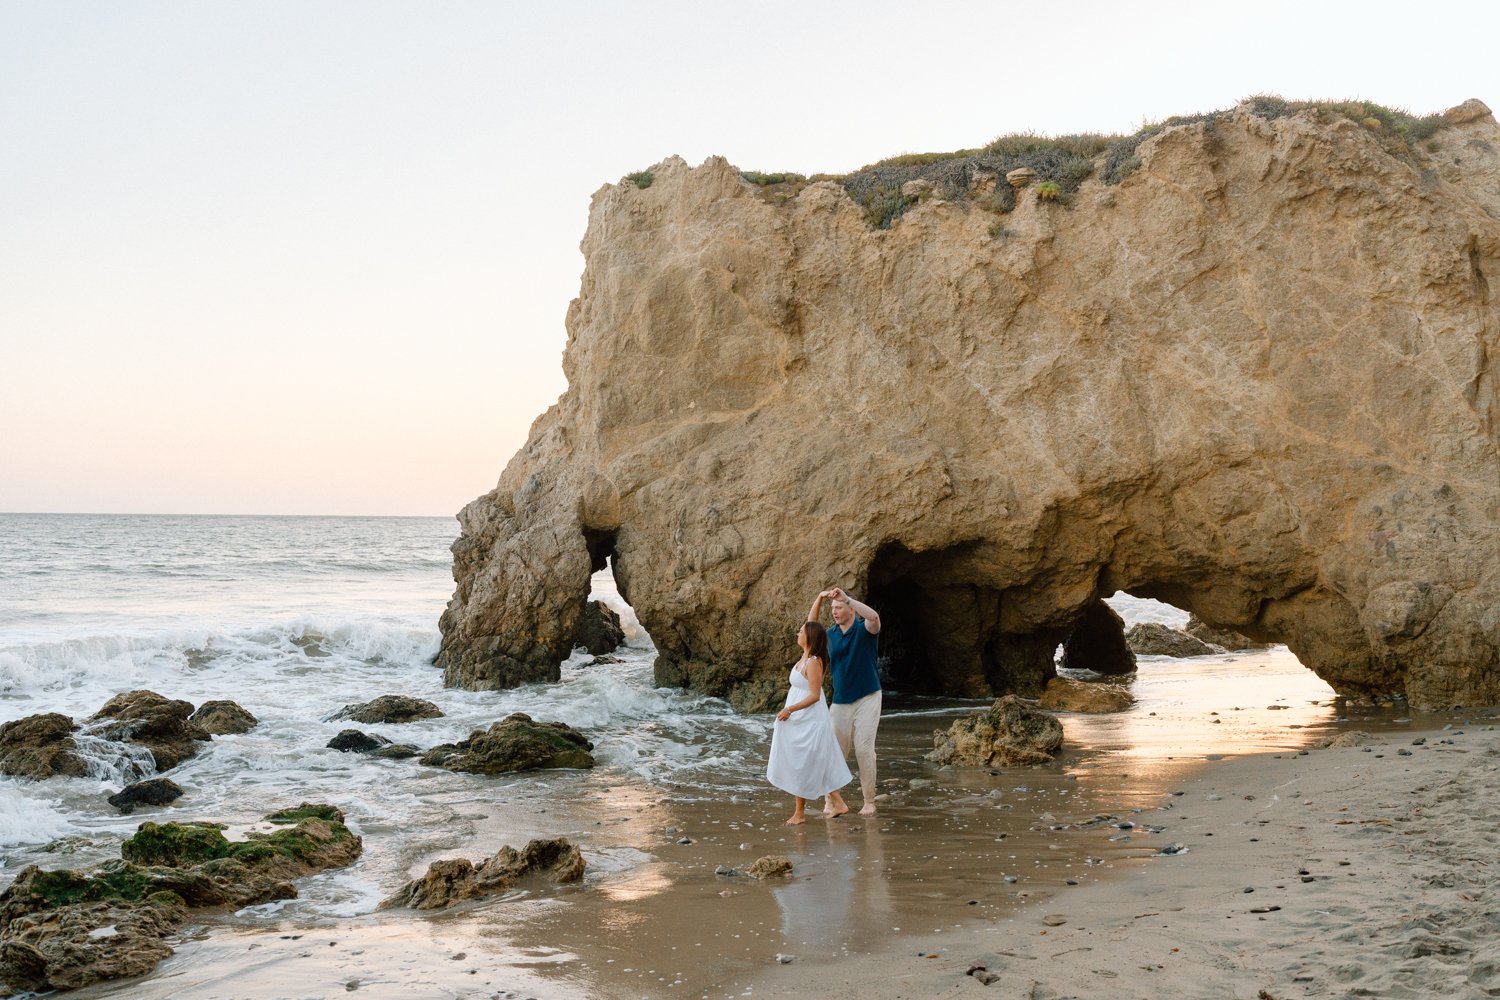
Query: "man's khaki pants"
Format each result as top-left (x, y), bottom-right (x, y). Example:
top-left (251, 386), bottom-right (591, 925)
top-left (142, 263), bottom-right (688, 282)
top-left (829, 689), bottom-right (881, 806)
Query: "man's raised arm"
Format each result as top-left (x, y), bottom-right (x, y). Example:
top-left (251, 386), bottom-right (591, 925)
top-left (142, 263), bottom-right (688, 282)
top-left (832, 588), bottom-right (881, 634)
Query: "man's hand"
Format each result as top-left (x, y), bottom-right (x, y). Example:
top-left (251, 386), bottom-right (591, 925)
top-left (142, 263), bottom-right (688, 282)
top-left (819, 589), bottom-right (837, 599)
top-left (830, 587), bottom-right (846, 601)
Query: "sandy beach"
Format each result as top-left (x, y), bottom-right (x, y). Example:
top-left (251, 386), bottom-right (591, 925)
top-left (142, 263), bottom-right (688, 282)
top-left (749, 716), bottom-right (1500, 1000)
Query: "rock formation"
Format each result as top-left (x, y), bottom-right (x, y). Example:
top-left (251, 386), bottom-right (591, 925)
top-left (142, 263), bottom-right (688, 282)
top-left (1037, 676), bottom-right (1134, 713)
top-left (325, 729), bottom-right (421, 759)
top-left (419, 713), bottom-right (594, 774)
top-left (927, 695), bottom-right (1064, 767)
top-left (0, 713), bottom-right (86, 780)
top-left (1126, 622), bottom-right (1224, 657)
top-left (1185, 613), bottom-right (1272, 651)
top-left (380, 838), bottom-right (585, 910)
top-left (0, 805), bottom-right (360, 993)
top-left (327, 695), bottom-right (443, 725)
top-left (188, 700), bottom-right (257, 735)
top-left (574, 600), bottom-right (625, 655)
top-left (89, 691), bottom-right (210, 772)
top-left (438, 99), bottom-right (1500, 711)
top-left (1058, 599), bottom-right (1137, 675)
top-left (107, 778), bottom-right (184, 815)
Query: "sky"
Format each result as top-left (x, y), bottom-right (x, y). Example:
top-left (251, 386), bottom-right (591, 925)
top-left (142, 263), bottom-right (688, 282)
top-left (3, 1), bottom-right (1497, 516)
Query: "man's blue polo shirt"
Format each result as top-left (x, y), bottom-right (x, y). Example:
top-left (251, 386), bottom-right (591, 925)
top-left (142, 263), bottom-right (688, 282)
top-left (826, 617), bottom-right (880, 704)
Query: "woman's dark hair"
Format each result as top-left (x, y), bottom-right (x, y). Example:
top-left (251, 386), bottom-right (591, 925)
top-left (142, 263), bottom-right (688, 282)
top-left (801, 620), bottom-right (830, 675)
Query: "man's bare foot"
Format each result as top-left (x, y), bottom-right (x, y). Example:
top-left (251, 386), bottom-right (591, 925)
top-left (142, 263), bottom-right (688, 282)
top-left (859, 804), bottom-right (877, 816)
top-left (824, 803), bottom-right (849, 818)
top-left (786, 814), bottom-right (806, 826)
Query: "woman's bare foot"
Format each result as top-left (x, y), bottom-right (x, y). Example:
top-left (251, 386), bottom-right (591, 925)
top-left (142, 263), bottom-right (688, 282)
top-left (786, 813), bottom-right (806, 826)
top-left (824, 793), bottom-right (849, 817)
top-left (859, 803), bottom-right (877, 816)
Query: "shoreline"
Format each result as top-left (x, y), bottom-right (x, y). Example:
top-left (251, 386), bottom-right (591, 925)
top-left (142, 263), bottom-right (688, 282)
top-left (744, 715), bottom-right (1500, 999)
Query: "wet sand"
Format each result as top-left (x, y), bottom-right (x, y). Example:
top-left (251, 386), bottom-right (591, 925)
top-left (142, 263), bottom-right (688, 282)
top-left (751, 715), bottom-right (1500, 1000)
top-left (55, 651), bottom-right (1491, 1000)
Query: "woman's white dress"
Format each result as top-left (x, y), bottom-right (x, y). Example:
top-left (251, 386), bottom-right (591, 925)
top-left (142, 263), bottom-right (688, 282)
top-left (766, 660), bottom-right (853, 799)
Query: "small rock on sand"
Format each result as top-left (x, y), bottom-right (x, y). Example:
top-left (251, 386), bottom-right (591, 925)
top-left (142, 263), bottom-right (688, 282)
top-left (745, 855), bottom-right (793, 879)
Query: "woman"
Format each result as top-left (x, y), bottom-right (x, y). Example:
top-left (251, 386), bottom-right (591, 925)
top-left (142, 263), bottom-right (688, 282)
top-left (766, 620), bottom-right (852, 825)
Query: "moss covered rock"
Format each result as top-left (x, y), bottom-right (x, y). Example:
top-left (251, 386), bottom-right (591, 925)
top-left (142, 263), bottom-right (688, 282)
top-left (0, 713), bottom-right (86, 780)
top-left (89, 690), bottom-right (211, 771)
top-left (0, 804), bottom-right (361, 993)
top-left (927, 695), bottom-right (1064, 767)
top-left (420, 713), bottom-right (594, 774)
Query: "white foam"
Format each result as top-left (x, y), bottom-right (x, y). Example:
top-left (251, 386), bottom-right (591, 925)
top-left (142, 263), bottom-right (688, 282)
top-left (1105, 593), bottom-right (1191, 628)
top-left (0, 783), bottom-right (72, 848)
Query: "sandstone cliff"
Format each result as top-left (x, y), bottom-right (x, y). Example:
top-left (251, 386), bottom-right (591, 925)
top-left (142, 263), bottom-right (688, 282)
top-left (439, 99), bottom-right (1500, 712)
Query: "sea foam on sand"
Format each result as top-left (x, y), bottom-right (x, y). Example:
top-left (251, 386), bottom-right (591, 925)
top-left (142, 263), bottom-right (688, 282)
top-left (751, 722), bottom-right (1500, 999)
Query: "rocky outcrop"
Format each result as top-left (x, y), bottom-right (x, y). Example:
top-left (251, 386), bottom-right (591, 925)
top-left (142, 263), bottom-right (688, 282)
top-left (420, 713), bottom-right (594, 774)
top-left (575, 600), bottom-right (625, 655)
top-left (0, 713), bottom-right (86, 780)
top-left (438, 99), bottom-right (1500, 711)
top-left (89, 691), bottom-right (210, 772)
top-left (0, 805), bottom-right (360, 993)
top-left (1037, 677), bottom-right (1134, 713)
top-left (325, 729), bottom-right (421, 759)
top-left (1185, 614), bottom-right (1273, 651)
top-left (328, 695), bottom-right (443, 725)
top-left (380, 838), bottom-right (585, 910)
top-left (927, 695), bottom-right (1064, 767)
top-left (1126, 622), bottom-right (1223, 657)
top-left (188, 700), bottom-right (257, 735)
top-left (1058, 599), bottom-right (1136, 675)
top-left (107, 778), bottom-right (184, 815)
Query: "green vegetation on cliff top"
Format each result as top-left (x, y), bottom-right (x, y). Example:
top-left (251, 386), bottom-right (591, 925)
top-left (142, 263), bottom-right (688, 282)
top-left (723, 95), bottom-right (1452, 228)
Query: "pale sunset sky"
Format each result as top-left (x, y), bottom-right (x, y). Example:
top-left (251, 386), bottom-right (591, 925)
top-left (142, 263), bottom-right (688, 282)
top-left (3, 1), bottom-right (1497, 516)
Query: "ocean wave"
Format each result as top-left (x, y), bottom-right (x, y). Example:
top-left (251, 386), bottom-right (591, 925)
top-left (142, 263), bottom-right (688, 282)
top-left (0, 783), bottom-right (72, 848)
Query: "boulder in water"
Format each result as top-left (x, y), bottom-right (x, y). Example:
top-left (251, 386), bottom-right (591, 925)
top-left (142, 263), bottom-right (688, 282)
top-left (327, 695), bottom-right (443, 725)
top-left (928, 695), bottom-right (1064, 767)
top-left (1037, 677), bottom-right (1134, 714)
top-left (420, 713), bottom-right (594, 774)
top-left (1059, 600), bottom-right (1137, 675)
top-left (107, 778), bottom-right (184, 815)
top-left (89, 691), bottom-right (211, 772)
top-left (325, 729), bottom-right (421, 759)
top-left (188, 700), bottom-right (257, 735)
top-left (381, 837), bottom-right (585, 910)
top-left (0, 804), bottom-right (360, 993)
top-left (1125, 623), bottom-right (1223, 658)
top-left (575, 600), bottom-right (625, 655)
top-left (1184, 614), bottom-right (1273, 651)
top-left (0, 713), bottom-right (87, 780)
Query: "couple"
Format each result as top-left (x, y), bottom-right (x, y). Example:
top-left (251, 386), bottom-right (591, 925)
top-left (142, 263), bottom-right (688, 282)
top-left (765, 587), bottom-right (882, 825)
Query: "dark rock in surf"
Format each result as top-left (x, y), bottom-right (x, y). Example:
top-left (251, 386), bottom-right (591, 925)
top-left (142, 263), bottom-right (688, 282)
top-left (575, 601), bottom-right (625, 655)
top-left (1125, 622), bottom-right (1224, 658)
top-left (188, 700), bottom-right (258, 735)
top-left (927, 695), bottom-right (1063, 767)
top-left (0, 713), bottom-right (87, 780)
top-left (89, 691), bottom-right (211, 772)
top-left (1184, 614), bottom-right (1273, 650)
top-left (107, 778), bottom-right (185, 815)
top-left (1059, 599), bottom-right (1137, 675)
top-left (419, 713), bottom-right (594, 774)
top-left (327, 695), bottom-right (443, 725)
top-left (326, 729), bottom-right (420, 759)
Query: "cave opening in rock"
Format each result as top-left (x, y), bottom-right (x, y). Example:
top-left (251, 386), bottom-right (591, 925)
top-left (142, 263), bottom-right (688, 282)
top-left (581, 530), bottom-right (652, 652)
top-left (864, 541), bottom-right (1020, 698)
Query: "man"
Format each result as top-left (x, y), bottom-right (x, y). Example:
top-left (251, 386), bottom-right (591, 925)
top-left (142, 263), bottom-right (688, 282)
top-left (808, 586), bottom-right (882, 816)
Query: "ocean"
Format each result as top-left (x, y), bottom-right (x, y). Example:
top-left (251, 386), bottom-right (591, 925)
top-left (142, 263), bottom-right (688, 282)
top-left (0, 513), bottom-right (1350, 998)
